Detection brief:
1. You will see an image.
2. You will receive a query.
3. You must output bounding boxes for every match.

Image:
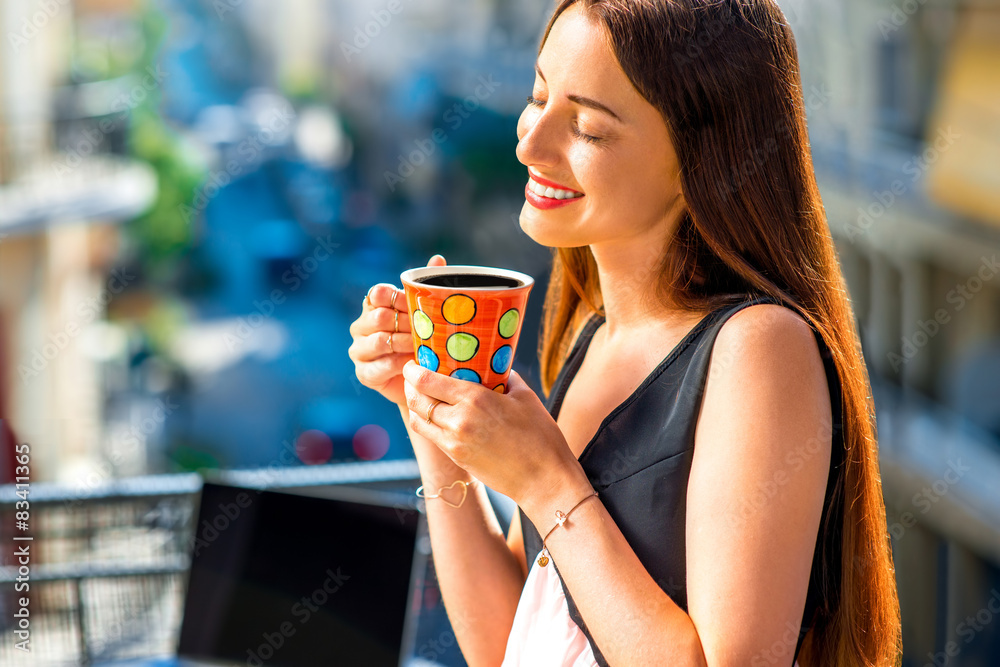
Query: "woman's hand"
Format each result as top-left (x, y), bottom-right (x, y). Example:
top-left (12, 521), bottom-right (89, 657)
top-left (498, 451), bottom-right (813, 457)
top-left (401, 360), bottom-right (592, 512)
top-left (349, 255), bottom-right (446, 408)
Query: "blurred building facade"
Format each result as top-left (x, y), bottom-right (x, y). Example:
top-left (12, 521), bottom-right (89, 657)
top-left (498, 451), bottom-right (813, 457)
top-left (0, 0), bottom-right (156, 483)
top-left (783, 0), bottom-right (1000, 663)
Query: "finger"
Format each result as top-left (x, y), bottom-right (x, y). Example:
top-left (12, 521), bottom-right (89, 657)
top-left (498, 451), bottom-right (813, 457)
top-left (350, 306), bottom-right (412, 339)
top-left (427, 255), bottom-right (447, 268)
top-left (387, 305), bottom-right (411, 334)
top-left (362, 284), bottom-right (377, 312)
top-left (506, 369), bottom-right (530, 395)
top-left (355, 352), bottom-right (414, 387)
top-left (349, 331), bottom-right (414, 363)
top-left (403, 377), bottom-right (451, 438)
top-left (402, 359), bottom-right (474, 405)
top-left (506, 371), bottom-right (544, 408)
top-left (367, 284), bottom-right (407, 311)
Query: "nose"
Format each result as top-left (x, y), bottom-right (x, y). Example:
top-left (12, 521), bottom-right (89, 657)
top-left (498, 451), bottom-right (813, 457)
top-left (515, 104), bottom-right (561, 170)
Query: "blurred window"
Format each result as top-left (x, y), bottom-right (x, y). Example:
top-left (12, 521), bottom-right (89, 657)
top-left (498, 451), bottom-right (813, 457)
top-left (924, 8), bottom-right (1000, 227)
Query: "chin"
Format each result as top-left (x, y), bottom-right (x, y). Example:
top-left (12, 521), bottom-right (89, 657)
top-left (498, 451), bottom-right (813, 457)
top-left (518, 204), bottom-right (587, 249)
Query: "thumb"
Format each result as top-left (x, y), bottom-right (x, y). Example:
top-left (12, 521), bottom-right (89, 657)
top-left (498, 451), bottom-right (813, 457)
top-left (427, 254), bottom-right (447, 267)
top-left (506, 370), bottom-right (531, 395)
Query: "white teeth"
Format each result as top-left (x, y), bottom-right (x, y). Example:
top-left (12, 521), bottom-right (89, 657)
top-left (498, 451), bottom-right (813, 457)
top-left (528, 177), bottom-right (582, 200)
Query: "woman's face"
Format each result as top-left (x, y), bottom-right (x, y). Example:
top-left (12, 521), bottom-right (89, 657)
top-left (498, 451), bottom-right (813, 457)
top-left (516, 3), bottom-right (685, 250)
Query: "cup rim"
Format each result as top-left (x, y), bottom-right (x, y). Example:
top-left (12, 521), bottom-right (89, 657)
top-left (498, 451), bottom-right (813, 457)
top-left (400, 265), bottom-right (534, 290)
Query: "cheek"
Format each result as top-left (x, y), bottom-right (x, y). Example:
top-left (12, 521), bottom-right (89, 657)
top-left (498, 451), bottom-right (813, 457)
top-left (581, 161), bottom-right (670, 233)
top-left (600, 149), bottom-right (680, 210)
top-left (565, 148), bottom-right (608, 198)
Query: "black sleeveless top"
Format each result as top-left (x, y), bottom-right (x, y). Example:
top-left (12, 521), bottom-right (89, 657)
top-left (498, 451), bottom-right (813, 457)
top-left (519, 295), bottom-right (845, 665)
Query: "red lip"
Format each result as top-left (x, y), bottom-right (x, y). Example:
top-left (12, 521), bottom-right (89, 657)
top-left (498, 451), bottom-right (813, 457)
top-left (525, 183), bottom-right (584, 210)
top-left (528, 171), bottom-right (583, 195)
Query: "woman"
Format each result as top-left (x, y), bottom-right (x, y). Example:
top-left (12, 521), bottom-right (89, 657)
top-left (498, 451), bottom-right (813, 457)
top-left (349, 0), bottom-right (901, 665)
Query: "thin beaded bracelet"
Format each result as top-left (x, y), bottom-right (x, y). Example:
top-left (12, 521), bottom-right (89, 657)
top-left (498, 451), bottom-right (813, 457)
top-left (537, 490), bottom-right (599, 567)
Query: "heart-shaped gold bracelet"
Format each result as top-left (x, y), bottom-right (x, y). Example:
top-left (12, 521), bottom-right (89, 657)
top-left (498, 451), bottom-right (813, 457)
top-left (416, 479), bottom-right (478, 508)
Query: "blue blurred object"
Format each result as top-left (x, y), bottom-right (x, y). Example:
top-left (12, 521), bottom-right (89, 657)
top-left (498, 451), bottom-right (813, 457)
top-left (250, 219), bottom-right (308, 259)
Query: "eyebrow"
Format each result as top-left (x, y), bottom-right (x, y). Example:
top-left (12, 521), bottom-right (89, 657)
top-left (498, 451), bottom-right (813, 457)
top-left (535, 62), bottom-right (624, 123)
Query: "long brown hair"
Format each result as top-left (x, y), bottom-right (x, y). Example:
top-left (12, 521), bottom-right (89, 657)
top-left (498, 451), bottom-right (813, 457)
top-left (534, 1), bottom-right (901, 664)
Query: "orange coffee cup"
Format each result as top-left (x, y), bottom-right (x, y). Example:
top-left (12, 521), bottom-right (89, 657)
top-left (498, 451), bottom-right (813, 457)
top-left (400, 265), bottom-right (534, 393)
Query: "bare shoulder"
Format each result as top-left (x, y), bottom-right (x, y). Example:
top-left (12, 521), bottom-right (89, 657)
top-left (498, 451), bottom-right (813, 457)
top-left (703, 304), bottom-right (827, 401)
top-left (697, 300), bottom-right (833, 466)
top-left (715, 303), bottom-right (822, 370)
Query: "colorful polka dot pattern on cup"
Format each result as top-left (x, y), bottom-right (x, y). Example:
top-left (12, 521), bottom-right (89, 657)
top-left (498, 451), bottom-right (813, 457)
top-left (412, 310), bottom-right (434, 340)
top-left (451, 368), bottom-right (482, 383)
top-left (446, 332), bottom-right (480, 362)
top-left (498, 308), bottom-right (519, 339)
top-left (400, 266), bottom-right (534, 394)
top-left (417, 345), bottom-right (439, 372)
top-left (442, 294), bottom-right (477, 325)
top-left (491, 345), bottom-right (513, 374)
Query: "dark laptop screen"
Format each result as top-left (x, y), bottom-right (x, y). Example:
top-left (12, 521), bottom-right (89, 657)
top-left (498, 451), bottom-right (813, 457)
top-left (178, 483), bottom-right (421, 666)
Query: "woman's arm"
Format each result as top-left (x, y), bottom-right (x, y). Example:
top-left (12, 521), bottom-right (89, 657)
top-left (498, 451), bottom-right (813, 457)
top-left (506, 511), bottom-right (529, 581)
top-left (398, 403), bottom-right (527, 666)
top-left (349, 263), bottom-right (528, 663)
top-left (519, 304), bottom-right (832, 666)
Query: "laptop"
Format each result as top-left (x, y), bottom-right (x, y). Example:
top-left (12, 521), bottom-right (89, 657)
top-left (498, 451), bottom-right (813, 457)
top-left (174, 482), bottom-right (429, 666)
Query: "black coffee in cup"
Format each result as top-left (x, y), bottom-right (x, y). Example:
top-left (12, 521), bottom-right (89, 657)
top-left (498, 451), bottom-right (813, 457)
top-left (415, 274), bottom-right (523, 289)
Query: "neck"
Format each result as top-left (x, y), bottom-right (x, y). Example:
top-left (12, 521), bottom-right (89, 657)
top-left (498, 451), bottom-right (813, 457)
top-left (589, 238), bottom-right (696, 345)
top-left (582, 197), bottom-right (709, 346)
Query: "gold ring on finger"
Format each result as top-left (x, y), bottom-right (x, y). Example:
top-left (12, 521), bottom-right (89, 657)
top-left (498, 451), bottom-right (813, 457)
top-left (386, 333), bottom-right (394, 353)
top-left (426, 399), bottom-right (441, 424)
top-left (393, 310), bottom-right (399, 333)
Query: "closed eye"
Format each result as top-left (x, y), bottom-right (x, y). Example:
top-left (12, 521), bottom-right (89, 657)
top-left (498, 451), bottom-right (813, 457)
top-left (571, 122), bottom-right (603, 144)
top-left (525, 96), bottom-right (604, 144)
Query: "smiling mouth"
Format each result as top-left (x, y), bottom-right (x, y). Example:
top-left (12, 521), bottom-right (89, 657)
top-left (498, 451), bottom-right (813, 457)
top-left (526, 176), bottom-right (584, 200)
